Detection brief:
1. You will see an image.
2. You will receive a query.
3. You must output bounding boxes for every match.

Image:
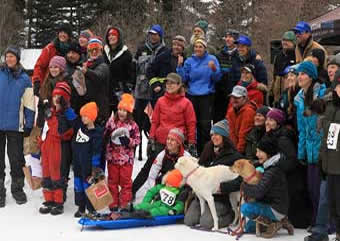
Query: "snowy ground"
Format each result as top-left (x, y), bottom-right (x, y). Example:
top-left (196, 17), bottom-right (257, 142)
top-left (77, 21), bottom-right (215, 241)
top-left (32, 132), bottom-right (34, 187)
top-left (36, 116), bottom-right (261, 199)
top-left (0, 138), bottom-right (335, 241)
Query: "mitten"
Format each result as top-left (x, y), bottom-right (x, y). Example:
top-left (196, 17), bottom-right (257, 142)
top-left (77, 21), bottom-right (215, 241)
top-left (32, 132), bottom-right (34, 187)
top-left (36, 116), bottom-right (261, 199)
top-left (119, 136), bottom-right (130, 147)
top-left (188, 143), bottom-right (198, 157)
top-left (168, 210), bottom-right (177, 216)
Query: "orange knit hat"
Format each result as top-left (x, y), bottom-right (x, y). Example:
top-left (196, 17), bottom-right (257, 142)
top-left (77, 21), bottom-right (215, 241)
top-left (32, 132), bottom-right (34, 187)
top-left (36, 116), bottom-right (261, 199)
top-left (118, 94), bottom-right (135, 113)
top-left (80, 102), bottom-right (98, 122)
top-left (165, 169), bottom-right (183, 188)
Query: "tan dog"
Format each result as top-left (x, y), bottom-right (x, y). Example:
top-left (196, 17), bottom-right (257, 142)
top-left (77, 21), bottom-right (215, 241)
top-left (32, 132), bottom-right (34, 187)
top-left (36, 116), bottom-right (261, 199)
top-left (175, 156), bottom-right (240, 231)
top-left (231, 159), bottom-right (262, 185)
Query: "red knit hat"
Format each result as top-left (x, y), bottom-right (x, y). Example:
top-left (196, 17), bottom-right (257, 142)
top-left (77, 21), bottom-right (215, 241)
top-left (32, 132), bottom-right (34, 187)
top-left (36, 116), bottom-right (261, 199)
top-left (80, 102), bottom-right (98, 122)
top-left (118, 94), bottom-right (135, 113)
top-left (52, 81), bottom-right (71, 102)
top-left (165, 169), bottom-right (183, 188)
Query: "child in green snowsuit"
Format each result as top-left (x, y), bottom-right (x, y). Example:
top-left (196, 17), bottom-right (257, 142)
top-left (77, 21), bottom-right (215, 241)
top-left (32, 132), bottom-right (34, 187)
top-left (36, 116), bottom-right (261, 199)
top-left (134, 169), bottom-right (185, 216)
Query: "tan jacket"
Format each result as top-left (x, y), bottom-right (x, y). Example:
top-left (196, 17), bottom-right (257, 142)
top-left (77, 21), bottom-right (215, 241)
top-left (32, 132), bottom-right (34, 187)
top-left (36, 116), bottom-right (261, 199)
top-left (295, 37), bottom-right (328, 69)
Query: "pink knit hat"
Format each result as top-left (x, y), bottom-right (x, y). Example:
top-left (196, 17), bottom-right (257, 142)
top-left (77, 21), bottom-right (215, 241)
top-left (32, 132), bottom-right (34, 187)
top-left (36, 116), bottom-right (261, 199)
top-left (49, 56), bottom-right (66, 72)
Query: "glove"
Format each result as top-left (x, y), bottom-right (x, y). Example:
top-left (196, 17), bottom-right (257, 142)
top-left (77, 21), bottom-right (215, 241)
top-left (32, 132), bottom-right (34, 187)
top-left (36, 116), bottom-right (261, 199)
top-left (33, 81), bottom-right (41, 97)
top-left (119, 136), bottom-right (130, 147)
top-left (88, 167), bottom-right (105, 184)
top-left (147, 139), bottom-right (156, 157)
top-left (59, 96), bottom-right (69, 113)
top-left (168, 210), bottom-right (177, 216)
top-left (111, 127), bottom-right (129, 143)
top-left (188, 143), bottom-right (198, 157)
top-left (23, 127), bottom-right (32, 137)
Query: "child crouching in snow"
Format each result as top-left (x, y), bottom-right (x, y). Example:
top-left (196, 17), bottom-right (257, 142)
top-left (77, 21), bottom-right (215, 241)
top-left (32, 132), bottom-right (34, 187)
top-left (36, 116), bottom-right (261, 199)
top-left (61, 101), bottom-right (104, 217)
top-left (39, 82), bottom-right (73, 215)
top-left (104, 94), bottom-right (140, 212)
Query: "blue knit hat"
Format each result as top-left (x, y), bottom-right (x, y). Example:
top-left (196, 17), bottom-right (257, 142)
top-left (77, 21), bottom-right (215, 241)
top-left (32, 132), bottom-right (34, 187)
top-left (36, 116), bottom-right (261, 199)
top-left (210, 119), bottom-right (229, 137)
top-left (297, 61), bottom-right (318, 80)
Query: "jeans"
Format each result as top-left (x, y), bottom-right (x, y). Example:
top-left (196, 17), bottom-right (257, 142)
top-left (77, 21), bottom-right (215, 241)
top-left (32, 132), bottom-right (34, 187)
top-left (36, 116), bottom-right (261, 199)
top-left (312, 179), bottom-right (329, 235)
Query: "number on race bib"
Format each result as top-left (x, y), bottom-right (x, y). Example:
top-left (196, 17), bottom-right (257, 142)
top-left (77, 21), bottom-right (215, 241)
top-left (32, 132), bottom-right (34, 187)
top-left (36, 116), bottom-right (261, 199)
top-left (160, 188), bottom-right (177, 206)
top-left (327, 123), bottom-right (340, 150)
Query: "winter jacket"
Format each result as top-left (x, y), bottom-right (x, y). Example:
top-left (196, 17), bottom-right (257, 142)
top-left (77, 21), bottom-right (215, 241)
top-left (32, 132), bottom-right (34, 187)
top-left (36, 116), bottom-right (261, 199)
top-left (294, 83), bottom-right (326, 163)
top-left (295, 36), bottom-right (327, 69)
top-left (150, 92), bottom-right (196, 145)
top-left (216, 46), bottom-right (240, 94)
top-left (237, 80), bottom-right (265, 107)
top-left (176, 52), bottom-right (222, 96)
top-left (199, 140), bottom-right (243, 198)
top-left (32, 38), bottom-right (70, 84)
top-left (134, 184), bottom-right (185, 216)
top-left (84, 55), bottom-right (110, 125)
top-left (134, 41), bottom-right (167, 100)
top-left (270, 48), bottom-right (296, 105)
top-left (320, 93), bottom-right (340, 175)
top-left (245, 125), bottom-right (266, 160)
top-left (243, 153), bottom-right (289, 216)
top-left (104, 27), bottom-right (133, 98)
top-left (104, 117), bottom-right (140, 165)
top-left (0, 66), bottom-right (35, 132)
top-left (234, 49), bottom-right (268, 85)
top-left (226, 102), bottom-right (256, 153)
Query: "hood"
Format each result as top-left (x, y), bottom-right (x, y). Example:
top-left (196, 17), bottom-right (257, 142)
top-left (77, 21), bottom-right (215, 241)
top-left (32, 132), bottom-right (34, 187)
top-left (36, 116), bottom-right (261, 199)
top-left (105, 26), bottom-right (123, 50)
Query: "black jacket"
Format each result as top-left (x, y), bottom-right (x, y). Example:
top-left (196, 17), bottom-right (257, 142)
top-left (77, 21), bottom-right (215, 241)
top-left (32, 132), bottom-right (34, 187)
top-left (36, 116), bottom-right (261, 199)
top-left (245, 125), bottom-right (266, 161)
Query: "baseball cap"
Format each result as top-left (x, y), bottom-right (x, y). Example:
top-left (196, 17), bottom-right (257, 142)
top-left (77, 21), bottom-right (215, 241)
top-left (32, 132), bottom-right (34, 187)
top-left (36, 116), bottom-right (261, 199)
top-left (230, 85), bottom-right (248, 98)
top-left (234, 35), bottom-right (252, 46)
top-left (292, 21), bottom-right (311, 34)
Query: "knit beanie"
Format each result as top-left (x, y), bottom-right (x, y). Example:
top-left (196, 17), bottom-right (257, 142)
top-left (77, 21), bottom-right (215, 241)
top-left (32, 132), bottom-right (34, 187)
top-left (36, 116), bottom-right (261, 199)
top-left (257, 134), bottom-right (279, 157)
top-left (168, 128), bottom-right (185, 145)
top-left (52, 81), bottom-right (72, 102)
top-left (80, 102), bottom-right (98, 122)
top-left (194, 20), bottom-right (209, 33)
top-left (49, 56), bottom-right (66, 72)
top-left (67, 41), bottom-right (82, 55)
top-left (328, 53), bottom-right (340, 67)
top-left (297, 61), bottom-right (318, 80)
top-left (57, 22), bottom-right (73, 37)
top-left (266, 108), bottom-right (286, 126)
top-left (4, 46), bottom-right (21, 62)
top-left (311, 48), bottom-right (325, 67)
top-left (256, 106), bottom-right (271, 117)
top-left (87, 37), bottom-right (103, 50)
top-left (166, 72), bottom-right (182, 84)
top-left (79, 29), bottom-right (93, 40)
top-left (194, 38), bottom-right (207, 48)
top-left (118, 94), bottom-right (135, 113)
top-left (282, 31), bottom-right (296, 45)
top-left (172, 35), bottom-right (187, 49)
top-left (210, 119), bottom-right (229, 137)
top-left (108, 28), bottom-right (119, 38)
top-left (165, 169), bottom-right (183, 188)
top-left (225, 29), bottom-right (240, 40)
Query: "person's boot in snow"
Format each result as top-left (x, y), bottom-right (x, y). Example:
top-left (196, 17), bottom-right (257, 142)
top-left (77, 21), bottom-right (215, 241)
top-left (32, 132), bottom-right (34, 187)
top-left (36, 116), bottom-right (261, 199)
top-left (74, 206), bottom-right (86, 218)
top-left (39, 201), bottom-right (55, 214)
top-left (0, 179), bottom-right (6, 208)
top-left (50, 203), bottom-right (64, 215)
top-left (11, 178), bottom-right (27, 205)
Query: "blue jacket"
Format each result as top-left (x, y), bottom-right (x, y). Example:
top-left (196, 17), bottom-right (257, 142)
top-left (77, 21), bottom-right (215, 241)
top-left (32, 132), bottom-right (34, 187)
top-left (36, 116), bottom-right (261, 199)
top-left (294, 83), bottom-right (326, 163)
top-left (176, 52), bottom-right (221, 96)
top-left (0, 66), bottom-right (35, 132)
top-left (234, 49), bottom-right (268, 85)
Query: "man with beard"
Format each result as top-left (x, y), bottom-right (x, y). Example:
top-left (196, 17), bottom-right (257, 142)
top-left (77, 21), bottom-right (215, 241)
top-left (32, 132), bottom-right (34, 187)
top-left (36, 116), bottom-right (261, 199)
top-left (270, 31), bottom-right (297, 106)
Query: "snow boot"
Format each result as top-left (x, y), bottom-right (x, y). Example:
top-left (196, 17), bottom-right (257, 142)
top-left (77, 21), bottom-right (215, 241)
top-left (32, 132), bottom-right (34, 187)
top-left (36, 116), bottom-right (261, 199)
top-left (39, 201), bottom-right (55, 214)
top-left (255, 216), bottom-right (282, 239)
top-left (50, 203), bottom-right (64, 215)
top-left (11, 178), bottom-right (27, 205)
top-left (0, 179), bottom-right (6, 208)
top-left (281, 216), bottom-right (294, 235)
top-left (74, 206), bottom-right (86, 218)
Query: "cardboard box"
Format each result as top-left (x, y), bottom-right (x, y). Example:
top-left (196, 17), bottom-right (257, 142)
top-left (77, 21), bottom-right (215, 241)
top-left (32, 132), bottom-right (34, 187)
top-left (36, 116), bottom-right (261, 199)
top-left (86, 180), bottom-right (113, 211)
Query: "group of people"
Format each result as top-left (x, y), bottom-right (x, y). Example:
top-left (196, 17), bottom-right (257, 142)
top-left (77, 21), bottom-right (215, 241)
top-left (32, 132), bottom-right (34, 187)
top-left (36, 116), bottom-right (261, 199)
top-left (0, 18), bottom-right (339, 241)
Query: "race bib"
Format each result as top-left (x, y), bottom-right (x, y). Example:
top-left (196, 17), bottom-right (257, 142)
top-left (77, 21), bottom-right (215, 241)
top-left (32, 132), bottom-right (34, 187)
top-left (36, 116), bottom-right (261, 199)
top-left (76, 129), bottom-right (90, 143)
top-left (327, 123), bottom-right (340, 150)
top-left (160, 188), bottom-right (176, 206)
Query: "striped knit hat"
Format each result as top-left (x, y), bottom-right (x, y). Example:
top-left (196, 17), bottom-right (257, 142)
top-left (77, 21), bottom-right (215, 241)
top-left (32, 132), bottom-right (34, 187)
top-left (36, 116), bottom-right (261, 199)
top-left (168, 128), bottom-right (185, 145)
top-left (210, 119), bottom-right (229, 137)
top-left (49, 56), bottom-right (66, 72)
top-left (52, 81), bottom-right (71, 102)
top-left (194, 38), bottom-right (207, 48)
top-left (87, 37), bottom-right (103, 50)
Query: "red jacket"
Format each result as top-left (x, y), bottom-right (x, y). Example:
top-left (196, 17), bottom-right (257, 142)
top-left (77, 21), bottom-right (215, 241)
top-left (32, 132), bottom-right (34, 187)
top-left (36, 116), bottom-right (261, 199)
top-left (150, 92), bottom-right (196, 145)
top-left (237, 80), bottom-right (264, 107)
top-left (226, 102), bottom-right (256, 154)
top-left (32, 42), bottom-right (58, 84)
